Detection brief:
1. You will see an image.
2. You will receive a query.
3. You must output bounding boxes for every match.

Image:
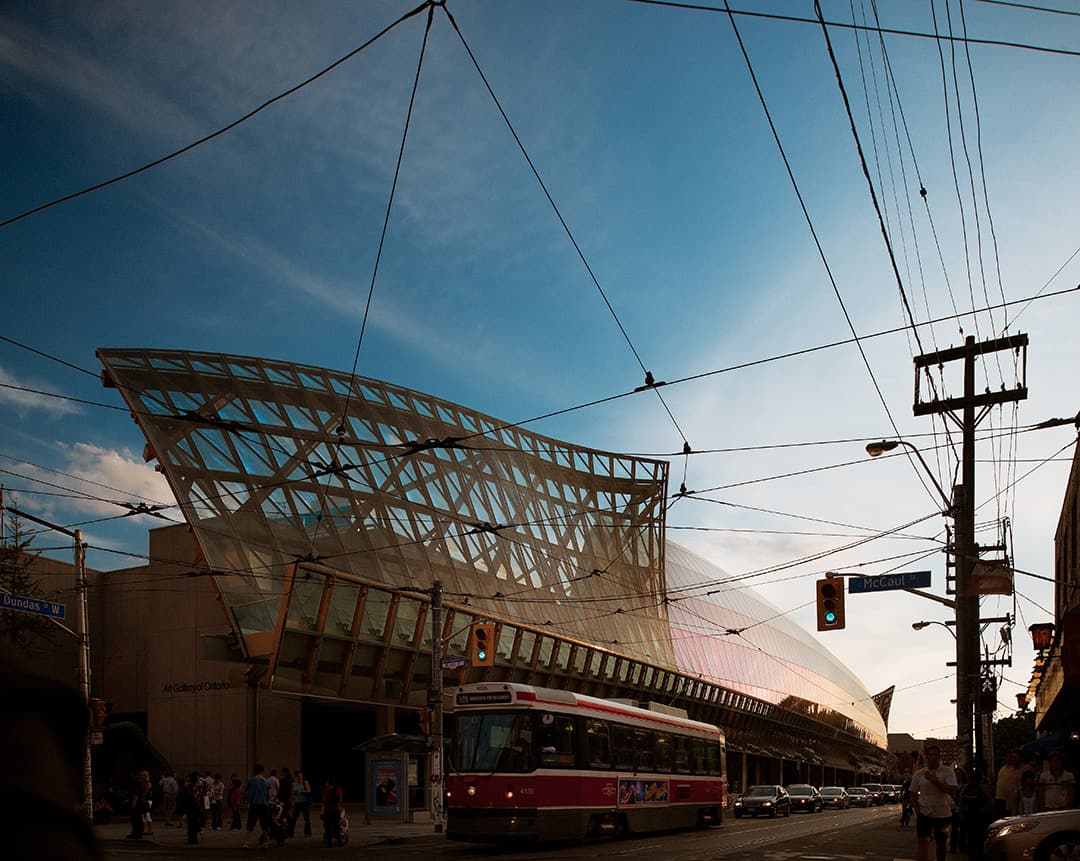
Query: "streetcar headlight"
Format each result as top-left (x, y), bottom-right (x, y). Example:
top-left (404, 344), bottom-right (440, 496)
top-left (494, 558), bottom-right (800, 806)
top-left (505, 790), bottom-right (514, 800)
top-left (466, 784), bottom-right (477, 797)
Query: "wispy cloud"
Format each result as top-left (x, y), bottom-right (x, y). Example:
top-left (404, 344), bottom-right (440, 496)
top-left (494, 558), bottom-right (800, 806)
top-left (0, 366), bottom-right (80, 416)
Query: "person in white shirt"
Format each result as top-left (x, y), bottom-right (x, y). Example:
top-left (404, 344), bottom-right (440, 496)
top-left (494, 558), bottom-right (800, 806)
top-left (908, 744), bottom-right (958, 861)
top-left (1037, 751), bottom-right (1076, 811)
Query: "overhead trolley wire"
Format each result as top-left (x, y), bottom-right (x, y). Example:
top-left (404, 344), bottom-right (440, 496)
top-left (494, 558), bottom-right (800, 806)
top-left (0, 1), bottom-right (431, 231)
top-left (438, 3), bottom-right (689, 447)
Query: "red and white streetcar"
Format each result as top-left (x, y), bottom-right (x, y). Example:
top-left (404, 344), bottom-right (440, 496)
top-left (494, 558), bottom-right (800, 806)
top-left (445, 682), bottom-right (727, 842)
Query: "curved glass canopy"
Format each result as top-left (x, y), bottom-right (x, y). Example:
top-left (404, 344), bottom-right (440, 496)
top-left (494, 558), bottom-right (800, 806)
top-left (97, 348), bottom-right (886, 748)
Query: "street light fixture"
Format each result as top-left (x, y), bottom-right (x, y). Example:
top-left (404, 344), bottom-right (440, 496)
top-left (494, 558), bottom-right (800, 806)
top-left (865, 439), bottom-right (953, 514)
top-left (912, 620), bottom-right (956, 637)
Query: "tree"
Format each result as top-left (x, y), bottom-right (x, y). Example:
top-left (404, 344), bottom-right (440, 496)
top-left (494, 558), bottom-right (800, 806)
top-left (992, 711), bottom-right (1036, 773)
top-left (0, 510), bottom-right (59, 657)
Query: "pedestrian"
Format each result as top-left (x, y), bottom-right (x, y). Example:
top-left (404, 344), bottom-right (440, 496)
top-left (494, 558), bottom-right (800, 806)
top-left (177, 775), bottom-right (203, 844)
top-left (139, 769), bottom-right (155, 835)
top-left (957, 767), bottom-right (994, 861)
top-left (243, 763), bottom-right (271, 849)
top-left (210, 772), bottom-right (225, 830)
top-left (228, 774), bottom-right (244, 830)
top-left (908, 744), bottom-right (958, 861)
top-left (1014, 769), bottom-right (1038, 815)
top-left (995, 749), bottom-right (1026, 819)
top-left (126, 770), bottom-right (145, 839)
top-left (1037, 750), bottom-right (1076, 811)
top-left (322, 776), bottom-right (344, 847)
top-left (289, 769), bottom-right (312, 838)
top-left (160, 770), bottom-right (178, 827)
top-left (279, 766), bottom-right (293, 819)
top-left (267, 768), bottom-right (280, 805)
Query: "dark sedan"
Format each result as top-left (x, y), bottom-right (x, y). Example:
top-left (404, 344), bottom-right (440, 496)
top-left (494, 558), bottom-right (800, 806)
top-left (733, 785), bottom-right (791, 818)
top-left (861, 783), bottom-right (885, 805)
top-left (820, 786), bottom-right (849, 809)
top-left (847, 786), bottom-right (872, 807)
top-left (786, 784), bottom-right (823, 813)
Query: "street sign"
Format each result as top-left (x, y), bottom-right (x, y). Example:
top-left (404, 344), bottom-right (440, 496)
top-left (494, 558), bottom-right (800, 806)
top-left (0, 592), bottom-right (65, 619)
top-left (440, 656), bottom-right (466, 669)
top-left (848, 571), bottom-right (931, 594)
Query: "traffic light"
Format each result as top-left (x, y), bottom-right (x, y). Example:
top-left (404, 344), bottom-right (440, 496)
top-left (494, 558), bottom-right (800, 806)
top-left (470, 621), bottom-right (495, 667)
top-left (816, 577), bottom-right (846, 631)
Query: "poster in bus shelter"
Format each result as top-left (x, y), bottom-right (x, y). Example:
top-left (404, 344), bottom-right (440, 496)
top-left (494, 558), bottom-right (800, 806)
top-left (617, 777), bottom-right (669, 806)
top-left (369, 758), bottom-right (404, 819)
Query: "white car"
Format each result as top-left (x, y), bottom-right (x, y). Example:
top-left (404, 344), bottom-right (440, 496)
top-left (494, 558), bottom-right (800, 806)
top-left (984, 808), bottom-right (1080, 861)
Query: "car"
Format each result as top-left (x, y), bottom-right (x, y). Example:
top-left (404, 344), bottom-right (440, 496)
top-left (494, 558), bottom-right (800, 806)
top-left (881, 785), bottom-right (900, 804)
top-left (820, 786), bottom-right (849, 809)
top-left (847, 786), bottom-right (872, 807)
top-left (984, 808), bottom-right (1080, 861)
top-left (733, 785), bottom-right (791, 818)
top-left (786, 784), bottom-right (823, 813)
top-left (861, 783), bottom-right (885, 805)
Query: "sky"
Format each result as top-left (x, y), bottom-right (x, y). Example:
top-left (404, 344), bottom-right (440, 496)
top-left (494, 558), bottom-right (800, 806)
top-left (2, 0), bottom-right (1079, 741)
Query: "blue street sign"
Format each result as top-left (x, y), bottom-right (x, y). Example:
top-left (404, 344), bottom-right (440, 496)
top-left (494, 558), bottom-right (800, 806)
top-left (848, 571), bottom-right (932, 594)
top-left (0, 592), bottom-right (66, 619)
top-left (441, 656), bottom-right (466, 669)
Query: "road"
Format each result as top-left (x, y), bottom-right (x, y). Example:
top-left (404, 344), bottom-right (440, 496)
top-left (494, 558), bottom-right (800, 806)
top-left (102, 804), bottom-right (926, 861)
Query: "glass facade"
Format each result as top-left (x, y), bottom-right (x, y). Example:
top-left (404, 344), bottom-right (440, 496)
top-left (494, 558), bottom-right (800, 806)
top-left (97, 348), bottom-right (886, 756)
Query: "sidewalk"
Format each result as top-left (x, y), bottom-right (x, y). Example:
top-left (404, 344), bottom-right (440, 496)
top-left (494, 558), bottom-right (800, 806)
top-left (96, 809), bottom-right (443, 852)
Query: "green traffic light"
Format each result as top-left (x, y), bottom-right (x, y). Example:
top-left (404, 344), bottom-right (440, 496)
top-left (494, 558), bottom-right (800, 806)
top-left (477, 649), bottom-right (487, 660)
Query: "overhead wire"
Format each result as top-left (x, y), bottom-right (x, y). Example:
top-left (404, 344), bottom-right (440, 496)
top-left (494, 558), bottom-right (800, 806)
top-left (0, 1), bottom-right (432, 230)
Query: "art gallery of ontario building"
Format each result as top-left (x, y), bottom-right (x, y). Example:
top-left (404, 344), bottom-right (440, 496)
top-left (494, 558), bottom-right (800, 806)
top-left (77, 348), bottom-right (890, 807)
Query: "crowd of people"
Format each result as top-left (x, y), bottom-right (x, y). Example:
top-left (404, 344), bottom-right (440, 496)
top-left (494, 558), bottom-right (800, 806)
top-left (118, 763), bottom-right (349, 848)
top-left (905, 745), bottom-right (1076, 861)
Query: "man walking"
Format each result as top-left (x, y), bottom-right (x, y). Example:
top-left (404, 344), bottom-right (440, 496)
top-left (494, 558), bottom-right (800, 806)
top-left (243, 763), bottom-right (271, 849)
top-left (909, 744), bottom-right (958, 861)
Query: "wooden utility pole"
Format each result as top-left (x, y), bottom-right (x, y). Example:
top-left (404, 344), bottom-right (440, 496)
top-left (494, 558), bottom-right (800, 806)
top-left (914, 333), bottom-right (1028, 771)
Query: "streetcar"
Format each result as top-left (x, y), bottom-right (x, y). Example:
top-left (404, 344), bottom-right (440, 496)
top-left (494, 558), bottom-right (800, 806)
top-left (445, 682), bottom-right (727, 843)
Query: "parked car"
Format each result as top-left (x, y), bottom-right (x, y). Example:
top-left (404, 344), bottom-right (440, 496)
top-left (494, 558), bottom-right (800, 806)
top-left (984, 808), bottom-right (1080, 861)
top-left (847, 786), bottom-right (872, 807)
top-left (786, 784), bottom-right (822, 813)
top-left (733, 785), bottom-right (791, 818)
top-left (820, 786), bottom-right (849, 809)
top-left (861, 783), bottom-right (885, 805)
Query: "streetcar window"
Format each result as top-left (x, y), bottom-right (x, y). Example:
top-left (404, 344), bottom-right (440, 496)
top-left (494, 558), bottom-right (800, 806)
top-left (673, 735), bottom-right (691, 773)
top-left (536, 713), bottom-right (576, 767)
top-left (635, 730), bottom-right (655, 772)
top-left (452, 712), bottom-right (533, 772)
top-left (691, 738), bottom-right (707, 774)
top-left (706, 741), bottom-right (722, 776)
top-left (655, 732), bottom-right (673, 771)
top-left (613, 725), bottom-right (635, 770)
top-left (585, 719), bottom-right (611, 768)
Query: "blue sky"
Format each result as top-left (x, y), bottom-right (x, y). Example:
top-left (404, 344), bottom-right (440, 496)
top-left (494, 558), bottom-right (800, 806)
top-left (2, 0), bottom-right (1079, 740)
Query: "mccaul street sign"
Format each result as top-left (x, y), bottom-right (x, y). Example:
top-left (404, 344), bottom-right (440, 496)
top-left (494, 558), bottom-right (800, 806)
top-left (847, 571), bottom-right (932, 594)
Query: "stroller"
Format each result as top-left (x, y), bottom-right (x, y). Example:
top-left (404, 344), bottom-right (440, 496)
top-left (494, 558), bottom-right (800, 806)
top-left (266, 800), bottom-right (290, 847)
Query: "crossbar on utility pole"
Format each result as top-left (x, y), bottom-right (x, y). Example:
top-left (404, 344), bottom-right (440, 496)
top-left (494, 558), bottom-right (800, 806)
top-left (913, 333), bottom-right (1028, 772)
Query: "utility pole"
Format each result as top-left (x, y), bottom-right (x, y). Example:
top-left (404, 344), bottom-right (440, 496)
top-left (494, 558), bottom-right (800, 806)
top-left (6, 506), bottom-right (94, 819)
top-left (429, 579), bottom-right (444, 833)
top-left (914, 333), bottom-right (1027, 771)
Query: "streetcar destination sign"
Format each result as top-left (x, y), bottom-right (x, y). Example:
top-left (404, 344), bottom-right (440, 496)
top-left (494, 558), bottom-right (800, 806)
top-left (848, 571), bottom-right (932, 594)
top-left (0, 592), bottom-right (66, 619)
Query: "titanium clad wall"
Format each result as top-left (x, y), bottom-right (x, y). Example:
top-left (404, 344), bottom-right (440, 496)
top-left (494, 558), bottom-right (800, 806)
top-left (665, 541), bottom-right (887, 747)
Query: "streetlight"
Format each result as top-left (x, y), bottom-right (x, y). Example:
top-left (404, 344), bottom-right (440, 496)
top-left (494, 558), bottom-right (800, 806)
top-left (913, 620), bottom-right (956, 637)
top-left (865, 440), bottom-right (953, 514)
